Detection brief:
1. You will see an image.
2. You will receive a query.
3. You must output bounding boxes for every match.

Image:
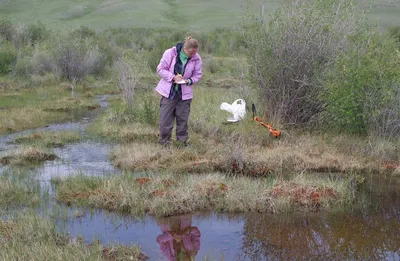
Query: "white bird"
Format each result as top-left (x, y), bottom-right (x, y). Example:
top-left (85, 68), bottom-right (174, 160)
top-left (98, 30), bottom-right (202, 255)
top-left (220, 99), bottom-right (246, 122)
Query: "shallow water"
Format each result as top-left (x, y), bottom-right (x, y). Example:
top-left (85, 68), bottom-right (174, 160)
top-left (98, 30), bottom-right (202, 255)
top-left (0, 95), bottom-right (116, 182)
top-left (1, 95), bottom-right (400, 260)
top-left (51, 174), bottom-right (400, 261)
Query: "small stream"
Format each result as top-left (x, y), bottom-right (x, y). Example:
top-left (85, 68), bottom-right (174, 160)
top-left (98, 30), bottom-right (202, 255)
top-left (1, 95), bottom-right (400, 260)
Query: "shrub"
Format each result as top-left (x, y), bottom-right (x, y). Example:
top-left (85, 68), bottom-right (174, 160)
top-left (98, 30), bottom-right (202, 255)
top-left (13, 45), bottom-right (54, 78)
top-left (31, 48), bottom-right (54, 76)
top-left (202, 56), bottom-right (224, 74)
top-left (11, 22), bottom-right (49, 48)
top-left (0, 17), bottom-right (14, 41)
top-left (24, 21), bottom-right (49, 45)
top-left (115, 57), bottom-right (136, 113)
top-left (53, 37), bottom-right (106, 82)
top-left (242, 0), bottom-right (365, 126)
top-left (388, 26), bottom-right (400, 45)
top-left (322, 34), bottom-right (400, 138)
top-left (13, 55), bottom-right (34, 77)
top-left (71, 25), bottom-right (96, 39)
top-left (0, 42), bottom-right (17, 75)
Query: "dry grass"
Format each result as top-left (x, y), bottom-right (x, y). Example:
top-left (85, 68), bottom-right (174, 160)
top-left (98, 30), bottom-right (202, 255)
top-left (110, 138), bottom-right (219, 173)
top-left (0, 212), bottom-right (148, 261)
top-left (0, 147), bottom-right (58, 166)
top-left (110, 132), bottom-right (388, 176)
top-left (52, 172), bottom-right (356, 217)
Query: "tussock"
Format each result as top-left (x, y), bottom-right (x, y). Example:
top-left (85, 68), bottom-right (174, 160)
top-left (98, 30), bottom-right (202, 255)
top-left (53, 172), bottom-right (355, 217)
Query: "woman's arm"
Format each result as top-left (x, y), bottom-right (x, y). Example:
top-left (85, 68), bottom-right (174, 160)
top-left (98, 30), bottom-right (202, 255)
top-left (157, 48), bottom-right (175, 82)
top-left (187, 57), bottom-right (203, 85)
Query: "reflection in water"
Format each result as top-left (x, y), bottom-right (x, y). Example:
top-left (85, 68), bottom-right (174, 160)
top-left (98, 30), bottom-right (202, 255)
top-left (156, 215), bottom-right (201, 261)
top-left (47, 176), bottom-right (400, 260)
top-left (240, 176), bottom-right (400, 261)
top-left (241, 212), bottom-right (400, 260)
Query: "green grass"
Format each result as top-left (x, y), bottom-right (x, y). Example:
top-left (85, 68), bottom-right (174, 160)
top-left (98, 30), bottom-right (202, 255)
top-left (14, 131), bottom-right (81, 148)
top-left (0, 84), bottom-right (104, 134)
top-left (0, 212), bottom-right (147, 261)
top-left (0, 172), bottom-right (41, 207)
top-left (1, 0), bottom-right (397, 30)
top-left (0, 0), bottom-right (265, 29)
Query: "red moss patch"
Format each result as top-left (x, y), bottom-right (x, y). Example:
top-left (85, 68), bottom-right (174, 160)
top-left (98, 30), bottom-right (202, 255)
top-left (135, 177), bottom-right (152, 185)
top-left (384, 163), bottom-right (400, 169)
top-left (270, 183), bottom-right (339, 207)
top-left (161, 179), bottom-right (175, 187)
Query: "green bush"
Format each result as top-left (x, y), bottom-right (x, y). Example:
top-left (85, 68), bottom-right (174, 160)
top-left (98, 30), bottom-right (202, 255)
top-left (0, 42), bottom-right (17, 75)
top-left (71, 25), bottom-right (96, 39)
top-left (322, 34), bottom-right (400, 137)
top-left (24, 21), bottom-right (49, 45)
top-left (13, 56), bottom-right (34, 77)
top-left (388, 26), bottom-right (400, 44)
top-left (242, 0), bottom-right (365, 126)
top-left (0, 17), bottom-right (14, 41)
top-left (196, 28), bottom-right (244, 56)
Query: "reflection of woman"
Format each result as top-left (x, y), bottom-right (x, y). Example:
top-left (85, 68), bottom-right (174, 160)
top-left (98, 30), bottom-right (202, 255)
top-left (156, 215), bottom-right (201, 261)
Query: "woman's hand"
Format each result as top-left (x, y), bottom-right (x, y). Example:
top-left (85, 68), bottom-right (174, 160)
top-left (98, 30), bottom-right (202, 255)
top-left (173, 74), bottom-right (183, 83)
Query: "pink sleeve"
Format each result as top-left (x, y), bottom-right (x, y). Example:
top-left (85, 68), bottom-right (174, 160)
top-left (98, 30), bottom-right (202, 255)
top-left (157, 49), bottom-right (175, 82)
top-left (157, 232), bottom-right (173, 243)
top-left (157, 232), bottom-right (175, 260)
top-left (189, 57), bottom-right (203, 85)
top-left (183, 227), bottom-right (201, 252)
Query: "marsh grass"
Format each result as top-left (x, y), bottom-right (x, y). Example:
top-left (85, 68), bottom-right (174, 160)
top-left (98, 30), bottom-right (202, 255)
top-left (13, 131), bottom-right (81, 148)
top-left (0, 146), bottom-right (57, 166)
top-left (52, 172), bottom-right (357, 217)
top-left (109, 132), bottom-right (388, 177)
top-left (0, 212), bottom-right (148, 261)
top-left (100, 86), bottom-right (399, 176)
top-left (0, 84), bottom-right (103, 134)
top-left (0, 174), bottom-right (41, 207)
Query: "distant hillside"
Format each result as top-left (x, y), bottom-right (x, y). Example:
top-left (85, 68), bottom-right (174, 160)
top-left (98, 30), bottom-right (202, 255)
top-left (0, 0), bottom-right (399, 30)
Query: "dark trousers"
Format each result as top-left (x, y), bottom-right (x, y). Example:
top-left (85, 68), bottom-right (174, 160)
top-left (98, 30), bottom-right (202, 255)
top-left (159, 95), bottom-right (192, 145)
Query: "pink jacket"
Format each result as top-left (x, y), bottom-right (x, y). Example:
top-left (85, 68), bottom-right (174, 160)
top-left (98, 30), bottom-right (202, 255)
top-left (155, 46), bottom-right (203, 100)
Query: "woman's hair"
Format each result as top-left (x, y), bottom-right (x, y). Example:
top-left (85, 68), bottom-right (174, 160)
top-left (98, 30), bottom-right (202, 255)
top-left (183, 36), bottom-right (198, 49)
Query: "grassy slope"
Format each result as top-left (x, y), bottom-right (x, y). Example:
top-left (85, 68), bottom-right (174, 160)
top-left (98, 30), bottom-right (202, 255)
top-left (1, 0), bottom-right (398, 30)
top-left (0, 0), bottom-right (270, 29)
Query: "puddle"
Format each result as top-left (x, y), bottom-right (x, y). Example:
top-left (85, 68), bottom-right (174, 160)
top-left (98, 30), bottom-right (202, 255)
top-left (38, 142), bottom-right (118, 184)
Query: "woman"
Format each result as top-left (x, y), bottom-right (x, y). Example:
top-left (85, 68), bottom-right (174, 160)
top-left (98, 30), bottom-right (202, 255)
top-left (155, 37), bottom-right (203, 147)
